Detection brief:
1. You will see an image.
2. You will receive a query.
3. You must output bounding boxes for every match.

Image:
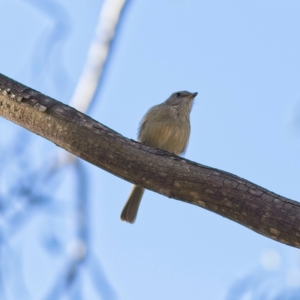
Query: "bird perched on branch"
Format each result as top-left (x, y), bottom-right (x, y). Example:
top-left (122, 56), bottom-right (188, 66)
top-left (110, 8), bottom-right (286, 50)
top-left (120, 91), bottom-right (198, 223)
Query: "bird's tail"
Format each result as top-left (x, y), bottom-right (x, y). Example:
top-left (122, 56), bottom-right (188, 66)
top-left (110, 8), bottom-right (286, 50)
top-left (120, 185), bottom-right (145, 223)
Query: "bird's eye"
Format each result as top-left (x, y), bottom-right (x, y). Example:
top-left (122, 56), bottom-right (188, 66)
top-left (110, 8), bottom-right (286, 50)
top-left (176, 92), bottom-right (181, 97)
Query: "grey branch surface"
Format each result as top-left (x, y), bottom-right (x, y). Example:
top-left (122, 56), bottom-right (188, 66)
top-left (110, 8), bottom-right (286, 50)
top-left (0, 73), bottom-right (299, 248)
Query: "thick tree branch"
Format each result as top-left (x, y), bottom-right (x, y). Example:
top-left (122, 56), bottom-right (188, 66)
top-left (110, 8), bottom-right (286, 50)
top-left (0, 73), bottom-right (299, 248)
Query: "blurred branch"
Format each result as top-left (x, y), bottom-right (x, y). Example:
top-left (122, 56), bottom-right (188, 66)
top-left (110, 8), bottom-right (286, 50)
top-left (44, 260), bottom-right (80, 300)
top-left (45, 160), bottom-right (116, 300)
top-left (87, 253), bottom-right (117, 300)
top-left (23, 0), bottom-right (71, 93)
top-left (1, 2), bottom-right (128, 298)
top-left (1, 154), bottom-right (67, 238)
top-left (1, 74), bottom-right (300, 249)
top-left (70, 0), bottom-right (128, 113)
top-left (45, 161), bottom-right (88, 300)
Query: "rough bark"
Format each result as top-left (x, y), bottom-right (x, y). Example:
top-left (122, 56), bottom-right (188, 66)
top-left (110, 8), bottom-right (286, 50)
top-left (0, 73), bottom-right (299, 248)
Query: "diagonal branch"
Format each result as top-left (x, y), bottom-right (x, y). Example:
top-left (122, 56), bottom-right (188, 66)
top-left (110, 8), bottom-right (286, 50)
top-left (0, 73), bottom-right (299, 248)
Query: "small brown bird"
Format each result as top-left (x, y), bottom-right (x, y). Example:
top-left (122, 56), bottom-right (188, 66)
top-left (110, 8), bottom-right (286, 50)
top-left (120, 91), bottom-right (198, 223)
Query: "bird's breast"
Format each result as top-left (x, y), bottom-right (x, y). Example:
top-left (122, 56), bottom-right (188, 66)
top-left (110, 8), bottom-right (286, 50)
top-left (139, 119), bottom-right (190, 155)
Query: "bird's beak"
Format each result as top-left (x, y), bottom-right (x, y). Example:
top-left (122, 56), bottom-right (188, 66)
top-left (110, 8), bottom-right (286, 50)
top-left (189, 92), bottom-right (198, 99)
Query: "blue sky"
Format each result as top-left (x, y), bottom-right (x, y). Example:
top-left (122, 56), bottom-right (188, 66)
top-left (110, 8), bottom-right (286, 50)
top-left (1, 0), bottom-right (300, 299)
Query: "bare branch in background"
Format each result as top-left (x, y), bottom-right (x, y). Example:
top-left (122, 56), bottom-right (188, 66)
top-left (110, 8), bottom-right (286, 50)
top-left (1, 0), bottom-right (129, 297)
top-left (23, 0), bottom-right (71, 93)
top-left (87, 253), bottom-right (117, 300)
top-left (44, 160), bottom-right (117, 299)
top-left (225, 262), bottom-right (300, 299)
top-left (70, 0), bottom-right (128, 113)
